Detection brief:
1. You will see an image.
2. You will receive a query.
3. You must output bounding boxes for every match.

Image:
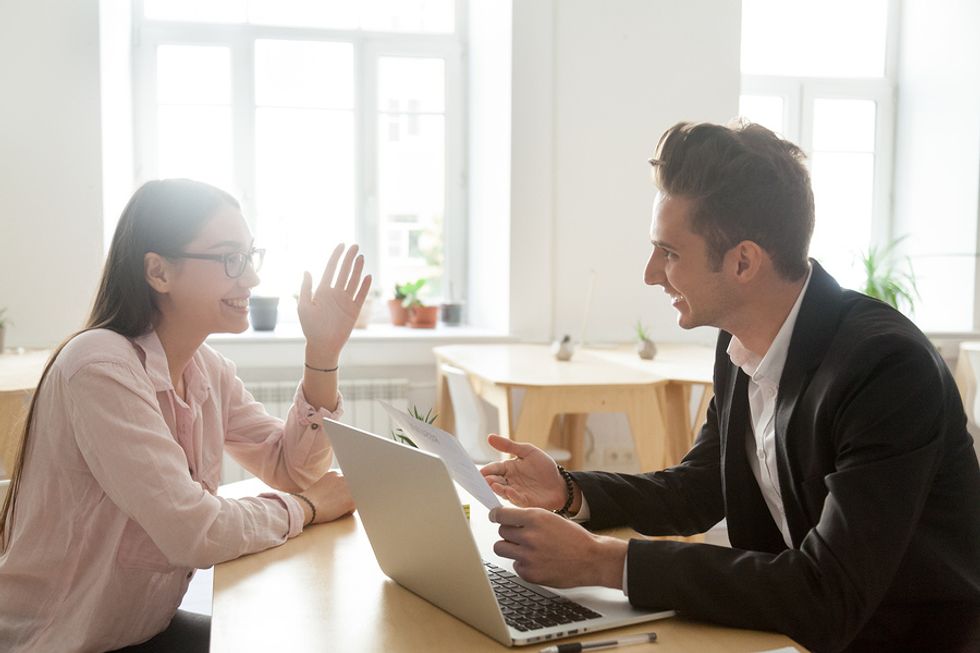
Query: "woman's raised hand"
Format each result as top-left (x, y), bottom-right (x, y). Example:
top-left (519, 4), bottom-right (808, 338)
top-left (298, 243), bottom-right (372, 357)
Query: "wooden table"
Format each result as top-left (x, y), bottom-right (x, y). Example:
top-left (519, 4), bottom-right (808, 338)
top-left (212, 478), bottom-right (802, 653)
top-left (433, 344), bottom-right (714, 471)
top-left (0, 350), bottom-right (49, 477)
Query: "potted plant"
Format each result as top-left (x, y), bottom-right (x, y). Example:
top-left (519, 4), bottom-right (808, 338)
top-left (635, 319), bottom-right (657, 360)
top-left (0, 307), bottom-right (8, 352)
top-left (388, 282), bottom-right (411, 326)
top-left (401, 279), bottom-right (439, 329)
top-left (391, 405), bottom-right (438, 448)
top-left (860, 237), bottom-right (919, 313)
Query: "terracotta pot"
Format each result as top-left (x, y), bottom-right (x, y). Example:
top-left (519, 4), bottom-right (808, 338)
top-left (408, 305), bottom-right (439, 329)
top-left (388, 299), bottom-right (409, 326)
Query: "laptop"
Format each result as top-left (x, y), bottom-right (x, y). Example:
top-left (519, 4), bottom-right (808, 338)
top-left (324, 418), bottom-right (674, 647)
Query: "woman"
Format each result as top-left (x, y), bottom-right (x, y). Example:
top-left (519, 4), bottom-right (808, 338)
top-left (0, 179), bottom-right (371, 652)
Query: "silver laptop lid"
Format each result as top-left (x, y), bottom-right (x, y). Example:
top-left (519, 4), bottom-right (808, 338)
top-left (325, 418), bottom-right (513, 645)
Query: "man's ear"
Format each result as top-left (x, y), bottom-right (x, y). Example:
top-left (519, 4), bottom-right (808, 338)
top-left (728, 241), bottom-right (765, 283)
top-left (144, 252), bottom-right (173, 294)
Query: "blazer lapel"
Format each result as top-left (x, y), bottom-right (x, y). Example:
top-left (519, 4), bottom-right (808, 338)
top-left (774, 261), bottom-right (844, 546)
top-left (721, 357), bottom-right (787, 553)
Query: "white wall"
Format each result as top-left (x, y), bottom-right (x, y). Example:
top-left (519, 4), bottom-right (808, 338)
top-left (892, 0), bottom-right (980, 333)
top-left (507, 0), bottom-right (741, 345)
top-left (0, 0), bottom-right (105, 348)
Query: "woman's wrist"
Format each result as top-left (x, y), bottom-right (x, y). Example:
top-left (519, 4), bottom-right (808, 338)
top-left (304, 344), bottom-right (340, 370)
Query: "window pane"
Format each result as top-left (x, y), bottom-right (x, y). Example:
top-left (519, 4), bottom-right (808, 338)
top-left (144, 0), bottom-right (246, 23)
top-left (255, 108), bottom-right (356, 297)
top-left (360, 0), bottom-right (455, 33)
top-left (738, 95), bottom-right (784, 135)
top-left (255, 40), bottom-right (354, 109)
top-left (378, 57), bottom-right (445, 113)
top-left (812, 99), bottom-right (876, 153)
top-left (378, 111), bottom-right (445, 299)
top-left (157, 106), bottom-right (234, 191)
top-left (157, 45), bottom-right (231, 105)
top-left (741, 0), bottom-right (888, 77)
top-left (248, 0), bottom-right (358, 30)
top-left (809, 152), bottom-right (875, 290)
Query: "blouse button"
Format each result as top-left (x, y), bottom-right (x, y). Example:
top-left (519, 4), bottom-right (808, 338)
top-left (311, 423), bottom-right (319, 430)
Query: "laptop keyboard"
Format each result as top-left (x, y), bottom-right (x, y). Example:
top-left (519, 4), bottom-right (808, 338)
top-left (483, 561), bottom-right (602, 632)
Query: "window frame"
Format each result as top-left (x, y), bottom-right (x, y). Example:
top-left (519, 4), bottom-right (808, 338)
top-left (130, 0), bottom-right (468, 319)
top-left (739, 0), bottom-right (900, 265)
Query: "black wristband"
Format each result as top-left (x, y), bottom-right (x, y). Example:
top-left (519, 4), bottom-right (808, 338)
top-left (305, 362), bottom-right (339, 373)
top-left (553, 464), bottom-right (576, 518)
top-left (291, 493), bottom-right (317, 527)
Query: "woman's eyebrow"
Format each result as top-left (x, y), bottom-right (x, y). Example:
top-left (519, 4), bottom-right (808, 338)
top-left (206, 239), bottom-right (252, 250)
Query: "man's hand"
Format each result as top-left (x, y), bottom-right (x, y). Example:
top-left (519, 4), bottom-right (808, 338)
top-left (489, 507), bottom-right (628, 589)
top-left (480, 435), bottom-right (579, 511)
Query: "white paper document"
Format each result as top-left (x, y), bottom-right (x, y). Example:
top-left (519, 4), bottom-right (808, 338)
top-left (379, 401), bottom-right (502, 510)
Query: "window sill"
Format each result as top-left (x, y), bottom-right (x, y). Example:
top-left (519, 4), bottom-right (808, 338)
top-left (206, 323), bottom-right (516, 369)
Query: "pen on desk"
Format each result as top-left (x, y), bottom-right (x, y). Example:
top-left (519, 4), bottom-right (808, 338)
top-left (539, 631), bottom-right (657, 653)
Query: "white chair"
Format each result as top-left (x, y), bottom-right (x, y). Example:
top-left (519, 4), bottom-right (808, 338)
top-left (440, 364), bottom-right (571, 464)
top-left (954, 343), bottom-right (980, 462)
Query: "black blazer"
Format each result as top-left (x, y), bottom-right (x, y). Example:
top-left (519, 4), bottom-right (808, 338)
top-left (572, 262), bottom-right (980, 653)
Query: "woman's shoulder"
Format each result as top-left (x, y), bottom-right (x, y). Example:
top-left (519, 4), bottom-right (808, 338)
top-left (54, 328), bottom-right (141, 377)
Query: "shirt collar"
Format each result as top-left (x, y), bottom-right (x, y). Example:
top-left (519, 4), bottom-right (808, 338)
top-left (131, 329), bottom-right (211, 405)
top-left (727, 264), bottom-right (813, 386)
top-left (132, 330), bottom-right (173, 393)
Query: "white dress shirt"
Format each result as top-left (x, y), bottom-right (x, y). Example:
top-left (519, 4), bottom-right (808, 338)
top-left (726, 266), bottom-right (812, 548)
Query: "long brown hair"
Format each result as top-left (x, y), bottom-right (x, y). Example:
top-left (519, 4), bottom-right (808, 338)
top-left (0, 179), bottom-right (239, 550)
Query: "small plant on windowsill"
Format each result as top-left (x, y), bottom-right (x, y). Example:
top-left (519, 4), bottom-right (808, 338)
top-left (391, 405), bottom-right (439, 448)
top-left (0, 307), bottom-right (10, 352)
top-left (401, 279), bottom-right (439, 329)
top-left (635, 319), bottom-right (657, 360)
top-left (860, 236), bottom-right (919, 314)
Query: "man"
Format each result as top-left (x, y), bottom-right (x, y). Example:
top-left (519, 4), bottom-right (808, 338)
top-left (482, 121), bottom-right (980, 653)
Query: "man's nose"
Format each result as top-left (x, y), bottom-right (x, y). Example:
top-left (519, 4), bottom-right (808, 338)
top-left (644, 251), bottom-right (664, 286)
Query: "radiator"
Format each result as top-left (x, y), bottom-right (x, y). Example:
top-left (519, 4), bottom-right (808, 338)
top-left (221, 378), bottom-right (410, 484)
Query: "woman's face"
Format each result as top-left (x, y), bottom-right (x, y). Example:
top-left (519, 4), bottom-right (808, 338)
top-left (156, 204), bottom-right (260, 338)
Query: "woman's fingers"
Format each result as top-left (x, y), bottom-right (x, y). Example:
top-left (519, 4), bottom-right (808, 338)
top-left (353, 274), bottom-right (373, 307)
top-left (318, 243), bottom-right (345, 294)
top-left (333, 244), bottom-right (359, 292)
top-left (345, 254), bottom-right (365, 295)
top-left (299, 271), bottom-right (313, 306)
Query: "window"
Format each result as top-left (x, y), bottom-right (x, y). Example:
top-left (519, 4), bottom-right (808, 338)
top-left (738, 0), bottom-right (895, 292)
top-left (133, 0), bottom-right (465, 316)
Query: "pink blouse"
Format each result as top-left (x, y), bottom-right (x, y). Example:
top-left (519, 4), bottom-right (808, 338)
top-left (0, 329), bottom-right (340, 652)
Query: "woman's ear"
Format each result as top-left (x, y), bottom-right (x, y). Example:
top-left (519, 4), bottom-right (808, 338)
top-left (144, 252), bottom-right (172, 294)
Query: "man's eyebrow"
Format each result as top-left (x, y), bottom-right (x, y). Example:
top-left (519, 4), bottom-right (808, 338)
top-left (652, 239), bottom-right (677, 250)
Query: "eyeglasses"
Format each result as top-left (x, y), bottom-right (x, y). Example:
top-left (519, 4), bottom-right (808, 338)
top-left (168, 247), bottom-right (265, 279)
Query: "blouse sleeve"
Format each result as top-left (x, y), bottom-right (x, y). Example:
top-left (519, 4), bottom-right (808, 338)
top-left (67, 362), bottom-right (303, 569)
top-left (221, 360), bottom-right (341, 493)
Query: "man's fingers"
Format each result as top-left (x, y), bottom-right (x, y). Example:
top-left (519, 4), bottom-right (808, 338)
top-left (493, 539), bottom-right (521, 560)
top-left (487, 434), bottom-right (536, 458)
top-left (489, 506), bottom-right (532, 526)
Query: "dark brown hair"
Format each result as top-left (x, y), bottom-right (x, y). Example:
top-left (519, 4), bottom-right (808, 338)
top-left (649, 120), bottom-right (814, 280)
top-left (0, 179), bottom-right (238, 550)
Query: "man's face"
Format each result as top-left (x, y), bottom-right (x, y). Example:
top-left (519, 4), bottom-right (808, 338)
top-left (644, 194), bottom-right (735, 330)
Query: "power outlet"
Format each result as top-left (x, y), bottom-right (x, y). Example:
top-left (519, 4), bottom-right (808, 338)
top-left (604, 448), bottom-right (636, 466)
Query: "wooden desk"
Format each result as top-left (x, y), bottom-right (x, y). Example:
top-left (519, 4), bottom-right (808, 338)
top-left (433, 344), bottom-right (714, 471)
top-left (213, 478), bottom-right (801, 653)
top-left (0, 350), bottom-right (49, 478)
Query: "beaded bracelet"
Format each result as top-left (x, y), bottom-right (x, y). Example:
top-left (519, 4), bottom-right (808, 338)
top-left (291, 493), bottom-right (317, 527)
top-left (553, 464), bottom-right (576, 518)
